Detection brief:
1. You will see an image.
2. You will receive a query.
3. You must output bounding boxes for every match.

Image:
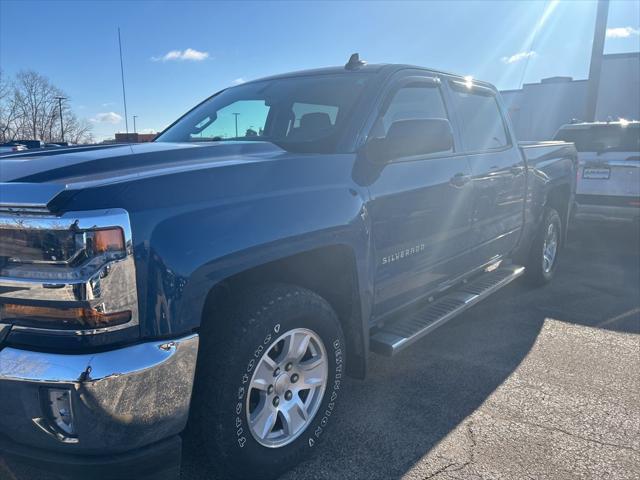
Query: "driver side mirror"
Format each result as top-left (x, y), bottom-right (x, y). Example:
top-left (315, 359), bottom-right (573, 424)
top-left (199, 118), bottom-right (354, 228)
top-left (366, 118), bottom-right (454, 163)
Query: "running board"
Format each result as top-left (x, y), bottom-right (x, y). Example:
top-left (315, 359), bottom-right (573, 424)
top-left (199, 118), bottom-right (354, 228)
top-left (370, 265), bottom-right (525, 356)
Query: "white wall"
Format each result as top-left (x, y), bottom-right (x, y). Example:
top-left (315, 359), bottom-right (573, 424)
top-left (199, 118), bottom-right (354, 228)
top-left (596, 52), bottom-right (640, 122)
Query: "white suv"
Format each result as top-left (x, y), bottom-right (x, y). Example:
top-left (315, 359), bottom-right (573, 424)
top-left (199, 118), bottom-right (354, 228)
top-left (554, 121), bottom-right (640, 222)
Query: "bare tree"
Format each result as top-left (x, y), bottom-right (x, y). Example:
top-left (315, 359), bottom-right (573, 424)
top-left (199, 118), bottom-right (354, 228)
top-left (0, 70), bottom-right (93, 144)
top-left (0, 70), bottom-right (21, 142)
top-left (14, 70), bottom-right (63, 141)
top-left (61, 113), bottom-right (93, 144)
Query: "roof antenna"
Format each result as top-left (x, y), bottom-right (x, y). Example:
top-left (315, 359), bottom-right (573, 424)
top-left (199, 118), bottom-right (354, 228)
top-left (345, 53), bottom-right (366, 70)
top-left (118, 27), bottom-right (129, 135)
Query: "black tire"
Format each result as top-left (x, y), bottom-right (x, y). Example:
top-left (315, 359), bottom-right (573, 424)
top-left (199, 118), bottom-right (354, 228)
top-left (191, 284), bottom-right (346, 480)
top-left (525, 207), bottom-right (562, 286)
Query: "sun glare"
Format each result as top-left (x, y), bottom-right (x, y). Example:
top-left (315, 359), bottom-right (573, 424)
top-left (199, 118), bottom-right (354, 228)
top-left (464, 76), bottom-right (474, 89)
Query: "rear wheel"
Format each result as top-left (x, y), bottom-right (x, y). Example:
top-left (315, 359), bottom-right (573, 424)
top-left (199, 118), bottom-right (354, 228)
top-left (525, 207), bottom-right (562, 286)
top-left (191, 284), bottom-right (345, 479)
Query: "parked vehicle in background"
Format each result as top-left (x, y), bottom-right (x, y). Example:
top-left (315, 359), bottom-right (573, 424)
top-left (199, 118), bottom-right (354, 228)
top-left (10, 139), bottom-right (45, 149)
top-left (0, 56), bottom-right (576, 479)
top-left (0, 143), bottom-right (27, 153)
top-left (554, 121), bottom-right (640, 222)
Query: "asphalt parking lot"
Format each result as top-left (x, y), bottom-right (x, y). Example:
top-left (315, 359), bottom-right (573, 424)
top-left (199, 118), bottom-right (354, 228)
top-left (2, 221), bottom-right (639, 480)
top-left (184, 221), bottom-right (640, 480)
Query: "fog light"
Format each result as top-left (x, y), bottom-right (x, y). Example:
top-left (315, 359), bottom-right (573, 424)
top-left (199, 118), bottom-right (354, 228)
top-left (46, 388), bottom-right (76, 436)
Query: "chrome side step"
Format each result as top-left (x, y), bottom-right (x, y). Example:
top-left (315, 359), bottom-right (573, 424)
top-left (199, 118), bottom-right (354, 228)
top-left (370, 265), bottom-right (525, 356)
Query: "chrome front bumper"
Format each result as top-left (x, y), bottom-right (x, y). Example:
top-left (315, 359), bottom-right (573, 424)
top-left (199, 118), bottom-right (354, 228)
top-left (0, 334), bottom-right (199, 455)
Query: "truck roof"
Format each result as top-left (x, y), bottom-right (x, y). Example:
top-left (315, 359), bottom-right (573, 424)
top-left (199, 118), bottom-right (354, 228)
top-left (242, 62), bottom-right (496, 91)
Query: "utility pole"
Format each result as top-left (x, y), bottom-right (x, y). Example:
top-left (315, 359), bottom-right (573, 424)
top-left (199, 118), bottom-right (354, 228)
top-left (233, 113), bottom-right (240, 138)
top-left (54, 96), bottom-right (67, 142)
top-left (133, 115), bottom-right (138, 134)
top-left (585, 0), bottom-right (609, 122)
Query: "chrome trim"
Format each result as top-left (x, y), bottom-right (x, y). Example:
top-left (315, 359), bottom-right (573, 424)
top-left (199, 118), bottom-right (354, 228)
top-left (0, 182), bottom-right (66, 210)
top-left (0, 323), bottom-right (10, 342)
top-left (0, 208), bottom-right (139, 336)
top-left (0, 208), bottom-right (133, 244)
top-left (0, 334), bottom-right (199, 451)
top-left (0, 334), bottom-right (198, 383)
top-left (32, 416), bottom-right (79, 444)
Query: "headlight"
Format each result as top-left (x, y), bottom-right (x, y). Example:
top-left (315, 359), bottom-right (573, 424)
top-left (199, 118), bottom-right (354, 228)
top-left (0, 209), bottom-right (138, 335)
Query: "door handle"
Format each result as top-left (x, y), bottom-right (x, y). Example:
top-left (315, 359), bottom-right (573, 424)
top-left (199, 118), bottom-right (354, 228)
top-left (450, 173), bottom-right (471, 187)
top-left (510, 166), bottom-right (525, 175)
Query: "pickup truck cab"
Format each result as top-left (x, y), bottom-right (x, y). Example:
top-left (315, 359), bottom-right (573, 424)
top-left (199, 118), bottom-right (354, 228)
top-left (554, 121), bottom-right (640, 222)
top-left (0, 56), bottom-right (576, 479)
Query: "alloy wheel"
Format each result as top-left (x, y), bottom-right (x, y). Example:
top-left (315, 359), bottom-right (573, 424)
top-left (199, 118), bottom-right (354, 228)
top-left (246, 328), bottom-right (328, 448)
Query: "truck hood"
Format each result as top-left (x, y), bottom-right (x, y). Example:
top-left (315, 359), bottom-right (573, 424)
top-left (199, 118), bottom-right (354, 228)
top-left (0, 141), bottom-right (286, 185)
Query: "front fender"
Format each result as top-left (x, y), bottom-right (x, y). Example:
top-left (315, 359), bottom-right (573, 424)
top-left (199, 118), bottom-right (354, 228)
top-left (141, 179), bottom-right (372, 339)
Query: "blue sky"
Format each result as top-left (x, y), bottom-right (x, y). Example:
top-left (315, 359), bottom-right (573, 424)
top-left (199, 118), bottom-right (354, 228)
top-left (1, 0), bottom-right (639, 141)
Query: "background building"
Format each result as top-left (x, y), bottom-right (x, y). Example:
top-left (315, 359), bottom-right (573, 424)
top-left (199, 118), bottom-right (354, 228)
top-left (114, 132), bottom-right (157, 143)
top-left (501, 51), bottom-right (640, 141)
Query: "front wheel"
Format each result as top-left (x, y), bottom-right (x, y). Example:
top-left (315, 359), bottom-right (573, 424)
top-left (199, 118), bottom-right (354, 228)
top-left (525, 207), bottom-right (562, 286)
top-left (191, 284), bottom-right (346, 479)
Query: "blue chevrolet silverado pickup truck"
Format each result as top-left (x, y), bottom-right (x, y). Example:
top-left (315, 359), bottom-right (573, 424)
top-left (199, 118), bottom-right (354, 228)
top-left (0, 56), bottom-right (576, 479)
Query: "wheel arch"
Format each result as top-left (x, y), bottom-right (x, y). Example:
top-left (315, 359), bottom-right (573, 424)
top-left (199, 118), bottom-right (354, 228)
top-left (544, 183), bottom-right (572, 245)
top-left (200, 245), bottom-right (368, 379)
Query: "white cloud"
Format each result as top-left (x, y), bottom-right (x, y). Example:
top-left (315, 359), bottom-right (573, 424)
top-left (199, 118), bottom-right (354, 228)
top-left (151, 48), bottom-right (209, 62)
top-left (501, 51), bottom-right (537, 64)
top-left (91, 112), bottom-right (122, 124)
top-left (232, 78), bottom-right (246, 85)
top-left (606, 27), bottom-right (640, 38)
top-left (181, 48), bottom-right (209, 61)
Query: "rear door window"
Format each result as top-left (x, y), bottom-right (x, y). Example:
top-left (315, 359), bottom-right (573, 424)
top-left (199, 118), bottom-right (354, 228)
top-left (286, 102), bottom-right (339, 141)
top-left (449, 84), bottom-right (509, 152)
top-left (291, 103), bottom-right (338, 128)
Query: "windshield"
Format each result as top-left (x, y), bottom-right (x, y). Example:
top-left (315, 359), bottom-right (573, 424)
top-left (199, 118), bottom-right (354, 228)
top-left (156, 74), bottom-right (371, 153)
top-left (554, 124), bottom-right (640, 153)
